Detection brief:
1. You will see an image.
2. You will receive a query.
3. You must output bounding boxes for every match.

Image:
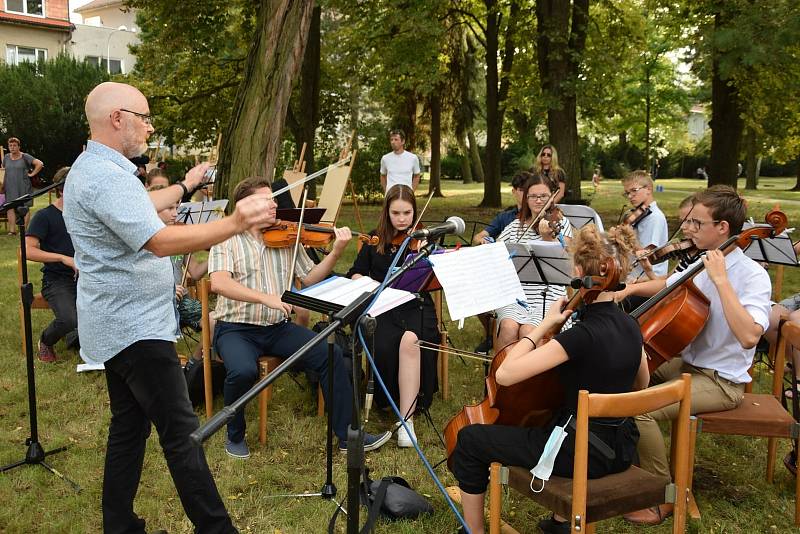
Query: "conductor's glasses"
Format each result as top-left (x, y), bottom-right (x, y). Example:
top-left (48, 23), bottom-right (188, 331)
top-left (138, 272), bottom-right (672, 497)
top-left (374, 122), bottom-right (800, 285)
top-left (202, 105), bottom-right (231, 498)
top-left (119, 109), bottom-right (153, 125)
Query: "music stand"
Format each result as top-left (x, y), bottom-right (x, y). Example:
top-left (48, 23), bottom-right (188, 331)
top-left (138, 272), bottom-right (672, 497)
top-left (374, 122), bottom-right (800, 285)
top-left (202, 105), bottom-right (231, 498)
top-left (176, 199), bottom-right (228, 225)
top-left (276, 207), bottom-right (327, 224)
top-left (505, 241), bottom-right (574, 287)
top-left (741, 225), bottom-right (798, 266)
top-left (556, 203), bottom-right (605, 232)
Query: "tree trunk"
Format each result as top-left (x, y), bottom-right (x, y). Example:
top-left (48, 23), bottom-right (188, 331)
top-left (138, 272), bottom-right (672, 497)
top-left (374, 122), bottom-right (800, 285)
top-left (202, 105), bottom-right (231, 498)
top-left (298, 5), bottom-right (321, 198)
top-left (480, 0), bottom-right (518, 208)
top-left (792, 155), bottom-right (800, 191)
top-left (536, 0), bottom-right (589, 203)
top-left (349, 83), bottom-right (360, 151)
top-left (457, 132), bottom-right (473, 184)
top-left (708, 13), bottom-right (743, 188)
top-left (428, 93), bottom-right (444, 197)
top-left (468, 130), bottom-right (484, 183)
top-left (216, 0), bottom-right (314, 202)
top-left (744, 126), bottom-right (758, 190)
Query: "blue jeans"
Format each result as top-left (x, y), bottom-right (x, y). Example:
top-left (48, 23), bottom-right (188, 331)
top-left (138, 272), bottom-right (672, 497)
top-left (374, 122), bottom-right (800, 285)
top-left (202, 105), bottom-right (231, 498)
top-left (214, 320), bottom-right (352, 443)
top-left (103, 340), bottom-right (236, 534)
top-left (40, 275), bottom-right (78, 348)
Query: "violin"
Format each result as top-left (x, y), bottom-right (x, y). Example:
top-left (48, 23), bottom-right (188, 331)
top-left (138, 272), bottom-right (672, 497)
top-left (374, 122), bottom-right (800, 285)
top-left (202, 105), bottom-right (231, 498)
top-left (637, 239), bottom-right (698, 266)
top-left (620, 202), bottom-right (652, 228)
top-left (537, 205), bottom-right (564, 238)
top-left (261, 221), bottom-right (379, 248)
top-left (443, 258), bottom-right (621, 469)
top-left (631, 209), bottom-right (788, 373)
top-left (392, 222), bottom-right (423, 251)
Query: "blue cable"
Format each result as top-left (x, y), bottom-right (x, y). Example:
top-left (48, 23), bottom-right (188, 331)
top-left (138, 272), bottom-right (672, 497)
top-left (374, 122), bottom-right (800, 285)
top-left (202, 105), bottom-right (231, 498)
top-left (354, 235), bottom-right (472, 533)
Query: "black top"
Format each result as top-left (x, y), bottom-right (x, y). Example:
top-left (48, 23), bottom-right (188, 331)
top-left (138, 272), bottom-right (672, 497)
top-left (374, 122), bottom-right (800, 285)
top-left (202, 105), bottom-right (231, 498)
top-left (26, 204), bottom-right (75, 281)
top-left (554, 301), bottom-right (643, 411)
top-left (346, 232), bottom-right (411, 281)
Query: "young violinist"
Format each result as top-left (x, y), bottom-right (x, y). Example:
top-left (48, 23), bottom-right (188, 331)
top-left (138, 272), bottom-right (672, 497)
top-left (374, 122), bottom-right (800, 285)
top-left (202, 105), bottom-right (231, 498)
top-left (635, 194), bottom-right (699, 281)
top-left (451, 225), bottom-right (649, 534)
top-left (208, 176), bottom-right (391, 458)
top-left (346, 184), bottom-right (439, 447)
top-left (621, 170), bottom-right (668, 280)
top-left (623, 185), bottom-right (772, 525)
top-left (494, 173), bottom-right (574, 349)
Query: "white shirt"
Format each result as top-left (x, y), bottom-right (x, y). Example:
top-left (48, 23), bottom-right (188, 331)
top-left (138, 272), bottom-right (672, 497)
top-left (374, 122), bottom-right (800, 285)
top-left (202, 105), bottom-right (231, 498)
top-left (380, 150), bottom-right (420, 193)
top-left (666, 247), bottom-right (771, 383)
top-left (631, 201), bottom-right (669, 278)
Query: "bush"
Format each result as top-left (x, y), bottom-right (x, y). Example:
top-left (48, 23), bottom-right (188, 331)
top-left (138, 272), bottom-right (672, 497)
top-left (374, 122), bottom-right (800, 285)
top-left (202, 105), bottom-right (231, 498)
top-left (440, 153), bottom-right (463, 180)
top-left (0, 55), bottom-right (109, 181)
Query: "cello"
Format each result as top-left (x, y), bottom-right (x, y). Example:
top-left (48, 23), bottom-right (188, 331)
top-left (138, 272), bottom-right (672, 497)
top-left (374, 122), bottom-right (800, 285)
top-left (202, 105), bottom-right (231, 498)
top-left (631, 209), bottom-right (787, 373)
top-left (443, 258), bottom-right (621, 468)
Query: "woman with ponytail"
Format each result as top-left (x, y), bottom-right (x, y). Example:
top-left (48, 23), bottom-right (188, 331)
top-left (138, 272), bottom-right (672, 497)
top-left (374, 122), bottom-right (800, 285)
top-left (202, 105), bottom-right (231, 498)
top-left (451, 225), bottom-right (649, 534)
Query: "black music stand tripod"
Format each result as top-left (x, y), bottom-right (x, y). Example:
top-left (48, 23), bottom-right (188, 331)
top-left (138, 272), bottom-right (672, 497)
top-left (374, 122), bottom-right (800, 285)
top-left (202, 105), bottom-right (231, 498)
top-left (0, 180), bottom-right (81, 491)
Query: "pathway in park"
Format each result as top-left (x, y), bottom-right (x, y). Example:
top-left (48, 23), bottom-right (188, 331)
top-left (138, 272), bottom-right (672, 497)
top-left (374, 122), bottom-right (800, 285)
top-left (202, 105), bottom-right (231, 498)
top-left (597, 182), bottom-right (800, 207)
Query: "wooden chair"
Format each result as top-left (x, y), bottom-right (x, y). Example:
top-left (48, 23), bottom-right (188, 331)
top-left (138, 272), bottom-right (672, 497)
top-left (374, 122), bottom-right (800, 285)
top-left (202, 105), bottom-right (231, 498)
top-left (17, 248), bottom-right (51, 355)
top-left (488, 374), bottom-right (693, 534)
top-left (199, 278), bottom-right (322, 445)
top-left (691, 321), bottom-right (800, 525)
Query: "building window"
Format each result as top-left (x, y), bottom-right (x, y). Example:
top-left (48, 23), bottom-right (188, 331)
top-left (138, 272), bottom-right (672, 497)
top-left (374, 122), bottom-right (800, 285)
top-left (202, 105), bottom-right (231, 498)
top-left (6, 45), bottom-right (47, 65)
top-left (85, 56), bottom-right (123, 75)
top-left (5, 0), bottom-right (45, 17)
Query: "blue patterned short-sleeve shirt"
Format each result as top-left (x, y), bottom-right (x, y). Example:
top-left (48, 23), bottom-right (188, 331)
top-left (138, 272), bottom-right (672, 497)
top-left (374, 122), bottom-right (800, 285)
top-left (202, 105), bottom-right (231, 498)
top-left (63, 140), bottom-right (177, 363)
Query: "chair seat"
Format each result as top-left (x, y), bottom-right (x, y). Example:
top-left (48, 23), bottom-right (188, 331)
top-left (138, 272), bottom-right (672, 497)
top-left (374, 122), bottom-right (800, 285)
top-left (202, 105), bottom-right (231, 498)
top-left (258, 355), bottom-right (282, 374)
top-left (698, 393), bottom-right (797, 437)
top-left (507, 465), bottom-right (670, 522)
top-left (31, 293), bottom-right (49, 310)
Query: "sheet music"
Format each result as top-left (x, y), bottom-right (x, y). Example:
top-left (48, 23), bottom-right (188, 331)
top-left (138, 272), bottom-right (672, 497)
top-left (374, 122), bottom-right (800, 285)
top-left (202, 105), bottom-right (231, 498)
top-left (428, 242), bottom-right (525, 321)
top-left (176, 200), bottom-right (229, 225)
top-left (300, 276), bottom-right (416, 317)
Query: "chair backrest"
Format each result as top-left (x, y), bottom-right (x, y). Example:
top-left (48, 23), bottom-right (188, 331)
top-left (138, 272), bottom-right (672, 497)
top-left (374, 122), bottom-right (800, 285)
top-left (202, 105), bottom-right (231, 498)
top-left (571, 374), bottom-right (692, 533)
top-left (317, 151), bottom-right (357, 224)
top-left (779, 322), bottom-right (800, 383)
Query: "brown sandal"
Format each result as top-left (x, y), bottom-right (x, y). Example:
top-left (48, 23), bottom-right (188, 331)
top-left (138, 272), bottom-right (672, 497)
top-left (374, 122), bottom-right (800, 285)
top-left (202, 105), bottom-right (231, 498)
top-left (623, 503), bottom-right (674, 525)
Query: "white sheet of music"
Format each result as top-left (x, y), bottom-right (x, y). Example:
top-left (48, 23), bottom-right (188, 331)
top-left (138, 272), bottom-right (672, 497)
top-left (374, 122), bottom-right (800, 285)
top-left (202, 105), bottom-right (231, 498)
top-left (300, 275), bottom-right (415, 317)
top-left (428, 242), bottom-right (525, 321)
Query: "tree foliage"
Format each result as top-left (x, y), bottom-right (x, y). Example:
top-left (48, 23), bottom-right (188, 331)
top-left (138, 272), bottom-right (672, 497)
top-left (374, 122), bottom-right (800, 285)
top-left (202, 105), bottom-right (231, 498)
top-left (0, 56), bottom-right (109, 177)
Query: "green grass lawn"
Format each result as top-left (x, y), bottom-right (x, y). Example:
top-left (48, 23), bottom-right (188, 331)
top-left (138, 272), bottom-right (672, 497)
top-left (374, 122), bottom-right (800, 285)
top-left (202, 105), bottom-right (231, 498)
top-left (1, 178), bottom-right (799, 533)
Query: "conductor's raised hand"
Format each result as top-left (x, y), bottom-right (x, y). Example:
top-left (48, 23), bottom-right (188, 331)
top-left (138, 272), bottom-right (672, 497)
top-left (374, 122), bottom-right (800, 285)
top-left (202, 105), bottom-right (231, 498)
top-left (183, 162), bottom-right (210, 192)
top-left (331, 226), bottom-right (353, 253)
top-left (232, 193), bottom-right (276, 231)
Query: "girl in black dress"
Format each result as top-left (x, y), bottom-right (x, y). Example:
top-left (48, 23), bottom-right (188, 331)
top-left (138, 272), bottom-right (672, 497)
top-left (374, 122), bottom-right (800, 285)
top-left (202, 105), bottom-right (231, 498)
top-left (346, 185), bottom-right (439, 447)
top-left (451, 224), bottom-right (650, 534)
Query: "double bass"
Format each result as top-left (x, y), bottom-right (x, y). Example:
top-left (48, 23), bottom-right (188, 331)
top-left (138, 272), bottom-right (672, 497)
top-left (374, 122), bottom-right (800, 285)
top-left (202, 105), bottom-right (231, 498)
top-left (443, 258), bottom-right (621, 468)
top-left (631, 210), bottom-right (787, 373)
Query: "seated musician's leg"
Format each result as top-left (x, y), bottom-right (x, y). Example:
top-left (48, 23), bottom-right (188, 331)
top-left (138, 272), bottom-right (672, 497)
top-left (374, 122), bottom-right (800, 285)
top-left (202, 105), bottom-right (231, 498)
top-left (40, 277), bottom-right (79, 356)
top-left (452, 424), bottom-right (551, 534)
top-left (398, 331), bottom-right (421, 418)
top-left (214, 321), bottom-right (261, 449)
top-left (496, 319), bottom-right (520, 349)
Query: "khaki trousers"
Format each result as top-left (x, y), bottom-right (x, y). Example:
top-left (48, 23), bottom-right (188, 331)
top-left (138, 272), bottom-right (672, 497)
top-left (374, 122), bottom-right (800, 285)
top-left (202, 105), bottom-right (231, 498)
top-left (635, 358), bottom-right (745, 478)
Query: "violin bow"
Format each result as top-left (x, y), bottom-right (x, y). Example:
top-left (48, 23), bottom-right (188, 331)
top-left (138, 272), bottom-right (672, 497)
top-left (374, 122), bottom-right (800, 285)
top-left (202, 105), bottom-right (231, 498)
top-left (268, 155), bottom-right (352, 200)
top-left (516, 189), bottom-right (558, 243)
top-left (411, 191), bottom-right (435, 234)
top-left (286, 187), bottom-right (310, 294)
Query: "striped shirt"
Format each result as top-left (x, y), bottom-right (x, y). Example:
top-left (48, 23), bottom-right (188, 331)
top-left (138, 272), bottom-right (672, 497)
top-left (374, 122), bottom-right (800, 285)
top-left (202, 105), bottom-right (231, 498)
top-left (208, 231), bottom-right (314, 325)
top-left (496, 217), bottom-right (573, 325)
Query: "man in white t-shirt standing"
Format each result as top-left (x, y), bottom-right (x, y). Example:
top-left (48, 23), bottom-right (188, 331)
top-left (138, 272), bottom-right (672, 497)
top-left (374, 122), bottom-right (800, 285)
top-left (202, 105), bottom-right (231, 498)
top-left (379, 129), bottom-right (421, 193)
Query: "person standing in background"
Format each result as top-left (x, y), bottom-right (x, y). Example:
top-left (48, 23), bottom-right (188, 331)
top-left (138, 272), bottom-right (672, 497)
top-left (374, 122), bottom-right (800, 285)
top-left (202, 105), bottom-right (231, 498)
top-left (380, 129), bottom-right (421, 193)
top-left (3, 137), bottom-right (43, 234)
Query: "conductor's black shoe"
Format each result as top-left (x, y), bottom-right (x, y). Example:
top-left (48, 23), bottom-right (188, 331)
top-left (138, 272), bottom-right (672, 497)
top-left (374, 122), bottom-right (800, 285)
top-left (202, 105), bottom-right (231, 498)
top-left (338, 431), bottom-right (392, 453)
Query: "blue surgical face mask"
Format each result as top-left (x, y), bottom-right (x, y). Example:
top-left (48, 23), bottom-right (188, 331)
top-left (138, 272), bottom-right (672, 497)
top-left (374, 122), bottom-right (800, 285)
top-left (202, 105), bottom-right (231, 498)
top-left (530, 415), bottom-right (572, 493)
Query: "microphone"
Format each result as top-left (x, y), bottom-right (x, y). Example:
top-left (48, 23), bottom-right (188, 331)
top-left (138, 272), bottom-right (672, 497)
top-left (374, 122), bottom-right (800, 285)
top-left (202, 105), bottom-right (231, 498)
top-left (409, 216), bottom-right (466, 240)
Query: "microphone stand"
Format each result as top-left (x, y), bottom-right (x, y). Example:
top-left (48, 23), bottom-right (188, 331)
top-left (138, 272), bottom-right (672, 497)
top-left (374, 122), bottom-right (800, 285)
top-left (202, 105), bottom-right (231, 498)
top-left (190, 241), bottom-right (440, 534)
top-left (0, 181), bottom-right (81, 491)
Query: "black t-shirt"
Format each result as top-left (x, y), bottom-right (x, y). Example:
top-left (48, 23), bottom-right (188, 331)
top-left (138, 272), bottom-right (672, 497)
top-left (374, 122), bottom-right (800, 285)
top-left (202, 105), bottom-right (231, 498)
top-left (26, 204), bottom-right (75, 281)
top-left (554, 301), bottom-right (643, 411)
top-left (346, 231), bottom-right (412, 281)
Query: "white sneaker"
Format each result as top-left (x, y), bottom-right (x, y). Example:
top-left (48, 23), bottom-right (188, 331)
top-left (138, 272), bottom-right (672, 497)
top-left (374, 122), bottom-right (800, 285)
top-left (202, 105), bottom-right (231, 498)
top-left (396, 420), bottom-right (416, 448)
